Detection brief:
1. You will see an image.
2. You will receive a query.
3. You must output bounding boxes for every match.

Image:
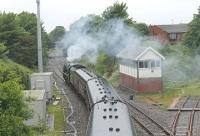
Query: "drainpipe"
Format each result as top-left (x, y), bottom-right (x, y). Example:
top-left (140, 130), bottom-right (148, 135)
top-left (136, 60), bottom-right (139, 91)
top-left (161, 60), bottom-right (163, 93)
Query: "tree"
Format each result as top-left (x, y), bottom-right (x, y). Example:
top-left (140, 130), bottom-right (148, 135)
top-left (183, 6), bottom-right (200, 53)
top-left (0, 63), bottom-right (32, 136)
top-left (0, 12), bottom-right (28, 56)
top-left (0, 12), bottom-right (50, 69)
top-left (101, 2), bottom-right (149, 35)
top-left (133, 23), bottom-right (149, 35)
top-left (102, 2), bottom-right (134, 25)
top-left (17, 12), bottom-right (50, 68)
top-left (17, 12), bottom-right (37, 35)
top-left (95, 51), bottom-right (116, 77)
top-left (0, 43), bottom-right (8, 59)
top-left (49, 26), bottom-right (65, 48)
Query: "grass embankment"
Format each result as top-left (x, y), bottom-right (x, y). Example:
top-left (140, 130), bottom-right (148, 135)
top-left (46, 86), bottom-right (64, 136)
top-left (47, 105), bottom-right (64, 135)
top-left (135, 80), bottom-right (200, 108)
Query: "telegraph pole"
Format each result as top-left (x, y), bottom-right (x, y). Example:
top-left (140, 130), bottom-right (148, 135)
top-left (36, 0), bottom-right (43, 72)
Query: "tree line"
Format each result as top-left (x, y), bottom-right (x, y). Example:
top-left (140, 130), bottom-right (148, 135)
top-left (0, 2), bottom-right (199, 136)
top-left (0, 12), bottom-right (50, 69)
top-left (0, 12), bottom-right (52, 135)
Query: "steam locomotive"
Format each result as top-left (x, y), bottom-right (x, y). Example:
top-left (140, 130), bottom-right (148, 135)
top-left (63, 63), bottom-right (136, 136)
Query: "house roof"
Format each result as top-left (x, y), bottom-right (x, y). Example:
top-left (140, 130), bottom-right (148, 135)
top-left (156, 24), bottom-right (188, 33)
top-left (117, 46), bottom-right (165, 61)
top-left (24, 90), bottom-right (45, 100)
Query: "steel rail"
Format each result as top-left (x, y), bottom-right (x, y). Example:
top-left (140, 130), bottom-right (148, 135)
top-left (187, 97), bottom-right (200, 136)
top-left (171, 96), bottom-right (190, 135)
top-left (53, 58), bottom-right (78, 136)
top-left (130, 114), bottom-right (155, 136)
top-left (54, 70), bottom-right (78, 136)
top-left (124, 100), bottom-right (174, 136)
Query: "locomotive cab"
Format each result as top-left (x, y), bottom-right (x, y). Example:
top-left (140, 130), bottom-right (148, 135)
top-left (63, 63), bottom-right (86, 83)
top-left (63, 64), bottom-right (71, 82)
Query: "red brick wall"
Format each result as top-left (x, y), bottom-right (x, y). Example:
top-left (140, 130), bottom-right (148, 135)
top-left (120, 73), bottom-right (162, 93)
top-left (137, 78), bottom-right (162, 92)
top-left (177, 33), bottom-right (184, 41)
top-left (149, 25), bottom-right (169, 44)
top-left (120, 73), bottom-right (138, 91)
top-left (149, 26), bottom-right (185, 44)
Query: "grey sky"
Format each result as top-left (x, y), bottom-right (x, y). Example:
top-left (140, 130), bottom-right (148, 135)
top-left (0, 0), bottom-right (200, 32)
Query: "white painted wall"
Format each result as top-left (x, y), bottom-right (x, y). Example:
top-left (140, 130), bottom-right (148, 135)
top-left (119, 64), bottom-right (137, 77)
top-left (138, 50), bottom-right (162, 78)
top-left (139, 50), bottom-right (161, 60)
top-left (139, 68), bottom-right (161, 78)
top-left (119, 50), bottom-right (163, 78)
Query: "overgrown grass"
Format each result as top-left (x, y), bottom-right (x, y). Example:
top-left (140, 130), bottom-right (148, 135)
top-left (52, 86), bottom-right (60, 98)
top-left (47, 104), bottom-right (64, 133)
top-left (135, 80), bottom-right (200, 108)
top-left (46, 86), bottom-right (64, 136)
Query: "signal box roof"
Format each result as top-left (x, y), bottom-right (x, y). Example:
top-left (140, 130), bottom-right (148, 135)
top-left (117, 46), bottom-right (165, 61)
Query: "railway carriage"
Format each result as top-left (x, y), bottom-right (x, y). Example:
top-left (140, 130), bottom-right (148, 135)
top-left (63, 63), bottom-right (136, 136)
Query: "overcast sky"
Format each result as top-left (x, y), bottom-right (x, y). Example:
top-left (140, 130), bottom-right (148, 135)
top-left (0, 0), bottom-right (200, 32)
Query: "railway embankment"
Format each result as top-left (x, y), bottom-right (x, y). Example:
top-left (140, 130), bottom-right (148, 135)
top-left (134, 80), bottom-right (200, 108)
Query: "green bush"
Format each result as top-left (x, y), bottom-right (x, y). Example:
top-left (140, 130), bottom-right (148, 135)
top-left (0, 59), bottom-right (33, 136)
top-left (0, 59), bottom-right (32, 89)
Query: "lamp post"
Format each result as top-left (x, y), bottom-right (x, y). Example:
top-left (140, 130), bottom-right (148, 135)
top-left (36, 0), bottom-right (43, 72)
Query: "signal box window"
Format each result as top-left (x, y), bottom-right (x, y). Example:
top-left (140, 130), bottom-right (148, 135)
top-left (151, 61), bottom-right (155, 67)
top-left (150, 60), bottom-right (160, 68)
top-left (155, 61), bottom-right (160, 67)
top-left (139, 61), bottom-right (148, 68)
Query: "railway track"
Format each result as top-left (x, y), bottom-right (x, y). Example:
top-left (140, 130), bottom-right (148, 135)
top-left (124, 100), bottom-right (173, 136)
top-left (51, 57), bottom-right (78, 136)
top-left (48, 56), bottom-right (88, 136)
top-left (171, 96), bottom-right (200, 136)
top-left (54, 70), bottom-right (77, 136)
top-left (49, 54), bottom-right (200, 136)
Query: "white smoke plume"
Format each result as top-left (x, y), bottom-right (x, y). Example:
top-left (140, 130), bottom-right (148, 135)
top-left (60, 16), bottom-right (144, 63)
top-left (56, 15), bottom-right (200, 83)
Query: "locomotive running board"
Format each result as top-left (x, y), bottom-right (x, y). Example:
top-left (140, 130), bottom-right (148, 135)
top-left (167, 108), bottom-right (200, 111)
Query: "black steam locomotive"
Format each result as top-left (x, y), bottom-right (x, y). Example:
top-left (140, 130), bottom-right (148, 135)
top-left (63, 63), bottom-right (136, 136)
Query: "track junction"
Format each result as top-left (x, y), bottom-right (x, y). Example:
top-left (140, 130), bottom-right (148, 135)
top-left (47, 51), bottom-right (200, 136)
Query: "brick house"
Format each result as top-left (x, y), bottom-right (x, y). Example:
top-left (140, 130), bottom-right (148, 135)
top-left (149, 24), bottom-right (188, 44)
top-left (117, 46), bottom-right (165, 93)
